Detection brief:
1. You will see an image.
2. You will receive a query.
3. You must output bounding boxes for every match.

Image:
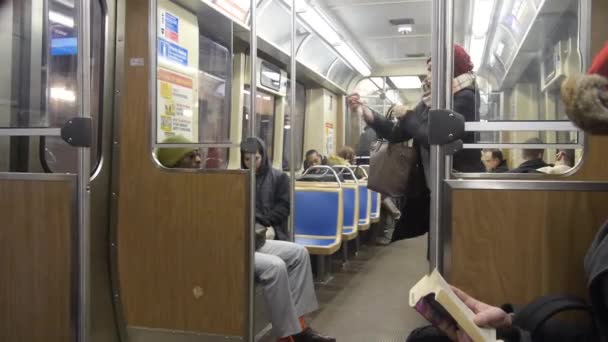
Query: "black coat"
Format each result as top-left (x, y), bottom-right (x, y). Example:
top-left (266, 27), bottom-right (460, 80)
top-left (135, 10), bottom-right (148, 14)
top-left (368, 87), bottom-right (484, 241)
top-left (509, 158), bottom-right (549, 173)
top-left (492, 161), bottom-right (509, 173)
top-left (242, 137), bottom-right (291, 241)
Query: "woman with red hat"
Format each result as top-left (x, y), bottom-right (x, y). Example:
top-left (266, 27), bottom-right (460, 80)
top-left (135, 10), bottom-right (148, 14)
top-left (347, 44), bottom-right (483, 243)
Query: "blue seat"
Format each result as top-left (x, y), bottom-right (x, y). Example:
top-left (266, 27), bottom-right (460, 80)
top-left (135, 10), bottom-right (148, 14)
top-left (294, 183), bottom-right (343, 255)
top-left (341, 183), bottom-right (359, 241)
top-left (370, 190), bottom-right (381, 223)
top-left (358, 183), bottom-right (371, 230)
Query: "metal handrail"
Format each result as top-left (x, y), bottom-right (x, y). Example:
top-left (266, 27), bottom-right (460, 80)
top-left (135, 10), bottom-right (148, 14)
top-left (300, 165), bottom-right (343, 186)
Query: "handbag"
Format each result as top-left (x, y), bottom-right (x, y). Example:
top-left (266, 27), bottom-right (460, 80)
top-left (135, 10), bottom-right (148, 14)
top-left (367, 107), bottom-right (417, 197)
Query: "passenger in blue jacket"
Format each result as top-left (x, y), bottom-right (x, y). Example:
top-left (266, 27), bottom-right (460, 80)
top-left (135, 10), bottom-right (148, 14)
top-left (156, 136), bottom-right (335, 342)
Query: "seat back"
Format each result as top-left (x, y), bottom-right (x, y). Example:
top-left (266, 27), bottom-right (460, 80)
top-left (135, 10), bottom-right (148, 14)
top-left (358, 182), bottom-right (372, 230)
top-left (370, 190), bottom-right (381, 220)
top-left (294, 183), bottom-right (343, 239)
top-left (341, 182), bottom-right (359, 236)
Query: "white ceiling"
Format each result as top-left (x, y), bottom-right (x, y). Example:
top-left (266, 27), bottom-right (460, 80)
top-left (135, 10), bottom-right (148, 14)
top-left (317, 0), bottom-right (472, 75)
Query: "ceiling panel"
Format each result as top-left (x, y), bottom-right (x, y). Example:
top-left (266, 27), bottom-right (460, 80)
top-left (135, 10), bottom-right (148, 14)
top-left (321, 0), bottom-right (432, 70)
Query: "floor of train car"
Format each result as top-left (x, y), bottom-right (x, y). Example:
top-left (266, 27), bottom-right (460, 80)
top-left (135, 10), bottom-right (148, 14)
top-left (260, 235), bottom-right (429, 342)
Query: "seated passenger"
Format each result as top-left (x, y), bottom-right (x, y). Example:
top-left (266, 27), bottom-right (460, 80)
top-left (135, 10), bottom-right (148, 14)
top-left (480, 149), bottom-right (508, 173)
top-left (303, 149), bottom-right (323, 171)
top-left (509, 138), bottom-right (549, 173)
top-left (156, 136), bottom-right (335, 342)
top-left (337, 145), bottom-right (356, 165)
top-left (537, 148), bottom-right (575, 174)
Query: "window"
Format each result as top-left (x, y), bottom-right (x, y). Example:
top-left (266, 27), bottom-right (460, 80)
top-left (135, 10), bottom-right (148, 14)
top-left (154, 0), bottom-right (233, 170)
top-left (0, 0), bottom-right (105, 173)
top-left (242, 87), bottom-right (276, 163)
top-left (282, 82), bottom-right (306, 170)
top-left (455, 0), bottom-right (584, 175)
top-left (197, 35), bottom-right (231, 169)
top-left (42, 0), bottom-right (106, 174)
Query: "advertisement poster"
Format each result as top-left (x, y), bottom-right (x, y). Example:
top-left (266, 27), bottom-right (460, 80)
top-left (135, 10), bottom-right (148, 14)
top-left (157, 68), bottom-right (195, 142)
top-left (325, 122), bottom-right (335, 156)
top-left (159, 9), bottom-right (180, 43)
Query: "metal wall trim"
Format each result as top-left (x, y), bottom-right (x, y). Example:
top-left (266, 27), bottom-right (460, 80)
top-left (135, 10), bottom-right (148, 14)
top-left (464, 121), bottom-right (580, 132)
top-left (127, 326), bottom-right (243, 342)
top-left (77, 0), bottom-right (93, 339)
top-left (108, 0), bottom-right (128, 340)
top-left (152, 142), bottom-right (240, 148)
top-left (0, 172), bottom-right (76, 181)
top-left (462, 143), bottom-right (583, 149)
top-left (445, 179), bottom-right (608, 191)
top-left (0, 128), bottom-right (62, 136)
top-left (247, 0), bottom-right (258, 340)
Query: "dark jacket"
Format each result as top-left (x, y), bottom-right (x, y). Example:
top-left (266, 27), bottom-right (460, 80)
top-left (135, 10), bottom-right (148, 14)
top-left (369, 87), bottom-right (484, 178)
top-left (509, 159), bottom-right (549, 173)
top-left (585, 220), bottom-right (608, 340)
top-left (368, 87), bottom-right (483, 242)
top-left (242, 138), bottom-right (291, 241)
top-left (492, 160), bottom-right (509, 173)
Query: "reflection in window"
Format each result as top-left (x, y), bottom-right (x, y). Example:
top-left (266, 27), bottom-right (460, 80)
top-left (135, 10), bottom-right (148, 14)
top-left (197, 35), bottom-right (231, 169)
top-left (43, 0), bottom-right (104, 174)
top-left (282, 82), bottom-right (306, 170)
top-left (455, 0), bottom-right (584, 174)
top-left (242, 87), bottom-right (276, 163)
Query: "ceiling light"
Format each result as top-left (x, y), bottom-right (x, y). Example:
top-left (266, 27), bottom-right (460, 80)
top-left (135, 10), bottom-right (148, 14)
top-left (398, 25), bottom-right (413, 35)
top-left (49, 11), bottom-right (74, 28)
top-left (389, 76), bottom-right (422, 89)
top-left (298, 7), bottom-right (341, 45)
top-left (335, 44), bottom-right (371, 77)
top-left (54, 0), bottom-right (75, 8)
top-left (50, 87), bottom-right (76, 102)
top-left (472, 0), bottom-right (494, 36)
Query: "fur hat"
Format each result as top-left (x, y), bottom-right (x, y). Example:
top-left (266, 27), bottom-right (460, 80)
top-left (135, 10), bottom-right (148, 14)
top-left (561, 42), bottom-right (608, 134)
top-left (155, 135), bottom-right (197, 168)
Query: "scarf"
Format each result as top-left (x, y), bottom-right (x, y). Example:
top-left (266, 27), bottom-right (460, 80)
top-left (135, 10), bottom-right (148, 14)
top-left (422, 72), bottom-right (476, 107)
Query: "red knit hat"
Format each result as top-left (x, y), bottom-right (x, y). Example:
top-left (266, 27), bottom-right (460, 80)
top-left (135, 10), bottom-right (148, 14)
top-left (425, 44), bottom-right (475, 77)
top-left (454, 44), bottom-right (474, 77)
top-left (588, 42), bottom-right (608, 78)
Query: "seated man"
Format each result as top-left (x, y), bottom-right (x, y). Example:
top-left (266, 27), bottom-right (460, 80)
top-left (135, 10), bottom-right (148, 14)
top-left (156, 136), bottom-right (335, 342)
top-left (480, 149), bottom-right (509, 173)
top-left (510, 138), bottom-right (549, 173)
top-left (537, 148), bottom-right (575, 174)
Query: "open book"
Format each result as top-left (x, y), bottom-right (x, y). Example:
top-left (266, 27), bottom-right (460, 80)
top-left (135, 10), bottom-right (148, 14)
top-left (409, 269), bottom-right (498, 342)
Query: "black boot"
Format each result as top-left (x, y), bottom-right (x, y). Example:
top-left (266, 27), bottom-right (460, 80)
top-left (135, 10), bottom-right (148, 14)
top-left (292, 328), bottom-right (336, 342)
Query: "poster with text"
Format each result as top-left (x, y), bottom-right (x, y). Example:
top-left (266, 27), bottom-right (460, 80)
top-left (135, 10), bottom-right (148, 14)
top-left (157, 68), bottom-right (195, 142)
top-left (325, 122), bottom-right (335, 156)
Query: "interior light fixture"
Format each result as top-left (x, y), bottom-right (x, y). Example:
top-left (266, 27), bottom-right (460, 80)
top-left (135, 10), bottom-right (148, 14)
top-left (335, 44), bottom-right (371, 77)
top-left (50, 87), bottom-right (76, 102)
top-left (389, 76), bottom-right (422, 89)
top-left (49, 11), bottom-right (75, 28)
top-left (472, 0), bottom-right (494, 36)
top-left (54, 0), bottom-right (75, 8)
top-left (280, 0), bottom-right (371, 76)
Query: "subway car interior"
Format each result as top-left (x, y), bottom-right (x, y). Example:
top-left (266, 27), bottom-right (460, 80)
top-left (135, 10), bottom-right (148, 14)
top-left (2, 0), bottom-right (608, 341)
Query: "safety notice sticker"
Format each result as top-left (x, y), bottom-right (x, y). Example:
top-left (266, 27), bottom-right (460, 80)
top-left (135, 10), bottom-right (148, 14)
top-left (160, 10), bottom-right (179, 42)
top-left (157, 68), bottom-right (195, 141)
top-left (158, 38), bottom-right (188, 66)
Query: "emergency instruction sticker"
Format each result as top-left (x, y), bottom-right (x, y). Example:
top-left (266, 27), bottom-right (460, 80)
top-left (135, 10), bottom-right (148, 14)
top-left (158, 38), bottom-right (188, 66)
top-left (160, 10), bottom-right (180, 42)
top-left (157, 68), bottom-right (195, 141)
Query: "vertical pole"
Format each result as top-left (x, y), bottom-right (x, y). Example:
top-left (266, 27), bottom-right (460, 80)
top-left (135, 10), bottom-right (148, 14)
top-left (77, 0), bottom-right (92, 341)
top-left (429, 0), bottom-right (452, 273)
top-left (248, 0), bottom-right (257, 341)
top-left (289, 0), bottom-right (297, 242)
